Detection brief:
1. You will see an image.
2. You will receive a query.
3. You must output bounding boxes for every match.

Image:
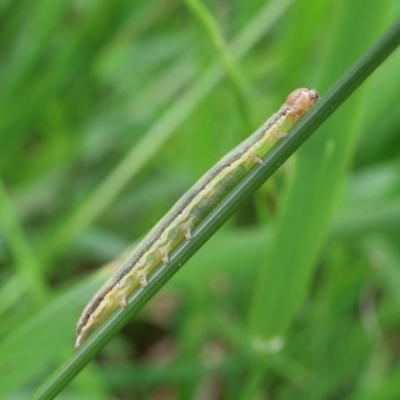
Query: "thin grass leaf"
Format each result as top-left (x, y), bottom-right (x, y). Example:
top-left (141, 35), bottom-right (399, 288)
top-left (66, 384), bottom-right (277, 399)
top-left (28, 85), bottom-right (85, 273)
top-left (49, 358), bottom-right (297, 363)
top-left (39, 0), bottom-right (294, 261)
top-left (30, 17), bottom-right (400, 400)
top-left (0, 176), bottom-right (48, 302)
top-left (0, 0), bottom-right (294, 324)
top-left (183, 0), bottom-right (256, 127)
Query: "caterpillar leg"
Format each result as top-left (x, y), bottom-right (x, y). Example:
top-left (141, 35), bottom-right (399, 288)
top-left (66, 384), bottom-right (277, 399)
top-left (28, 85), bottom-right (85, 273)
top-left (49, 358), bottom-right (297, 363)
top-left (161, 251), bottom-right (169, 264)
top-left (252, 154), bottom-right (265, 165)
top-left (118, 294), bottom-right (128, 308)
top-left (137, 271), bottom-right (149, 288)
top-left (184, 227), bottom-right (192, 240)
top-left (274, 131), bottom-right (288, 138)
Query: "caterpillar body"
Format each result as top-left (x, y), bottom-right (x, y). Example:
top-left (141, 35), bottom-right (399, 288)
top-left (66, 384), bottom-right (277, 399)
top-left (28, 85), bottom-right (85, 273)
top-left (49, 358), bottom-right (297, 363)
top-left (75, 88), bottom-right (319, 349)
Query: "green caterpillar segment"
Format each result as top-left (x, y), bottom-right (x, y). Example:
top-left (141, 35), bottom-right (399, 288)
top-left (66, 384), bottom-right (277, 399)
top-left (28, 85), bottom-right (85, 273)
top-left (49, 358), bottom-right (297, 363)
top-left (75, 88), bottom-right (319, 349)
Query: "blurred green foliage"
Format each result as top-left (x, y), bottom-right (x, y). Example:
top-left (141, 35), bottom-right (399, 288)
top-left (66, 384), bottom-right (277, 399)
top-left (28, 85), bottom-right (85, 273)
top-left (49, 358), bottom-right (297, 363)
top-left (0, 0), bottom-right (400, 399)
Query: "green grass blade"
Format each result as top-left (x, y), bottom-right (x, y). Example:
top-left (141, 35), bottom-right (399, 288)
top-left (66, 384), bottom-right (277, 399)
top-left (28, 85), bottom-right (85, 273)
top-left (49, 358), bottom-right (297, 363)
top-left (244, 2), bottom-right (398, 397)
top-left (30, 16), bottom-right (400, 400)
top-left (183, 0), bottom-right (256, 127)
top-left (0, 177), bottom-right (48, 302)
top-left (248, 4), bottom-right (398, 341)
top-left (38, 0), bottom-right (293, 263)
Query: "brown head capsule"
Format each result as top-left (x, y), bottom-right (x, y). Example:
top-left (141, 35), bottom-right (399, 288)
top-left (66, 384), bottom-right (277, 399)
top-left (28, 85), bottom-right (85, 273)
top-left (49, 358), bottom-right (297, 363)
top-left (286, 88), bottom-right (319, 119)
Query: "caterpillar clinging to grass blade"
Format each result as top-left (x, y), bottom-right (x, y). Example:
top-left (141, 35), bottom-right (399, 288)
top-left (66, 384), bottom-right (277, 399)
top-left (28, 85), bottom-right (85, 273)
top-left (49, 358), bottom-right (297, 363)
top-left (75, 88), bottom-right (319, 349)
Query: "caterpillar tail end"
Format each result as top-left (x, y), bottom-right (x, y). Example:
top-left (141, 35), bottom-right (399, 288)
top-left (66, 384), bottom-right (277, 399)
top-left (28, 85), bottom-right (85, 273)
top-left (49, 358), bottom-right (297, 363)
top-left (75, 333), bottom-right (83, 349)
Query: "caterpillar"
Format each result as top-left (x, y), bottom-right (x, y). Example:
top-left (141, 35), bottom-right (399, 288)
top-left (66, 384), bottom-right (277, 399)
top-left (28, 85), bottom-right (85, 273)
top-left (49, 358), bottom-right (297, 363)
top-left (75, 88), bottom-right (319, 349)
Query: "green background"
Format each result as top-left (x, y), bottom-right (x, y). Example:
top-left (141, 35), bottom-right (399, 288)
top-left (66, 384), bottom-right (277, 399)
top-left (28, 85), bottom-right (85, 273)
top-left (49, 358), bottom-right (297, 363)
top-left (0, 0), bottom-right (400, 398)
